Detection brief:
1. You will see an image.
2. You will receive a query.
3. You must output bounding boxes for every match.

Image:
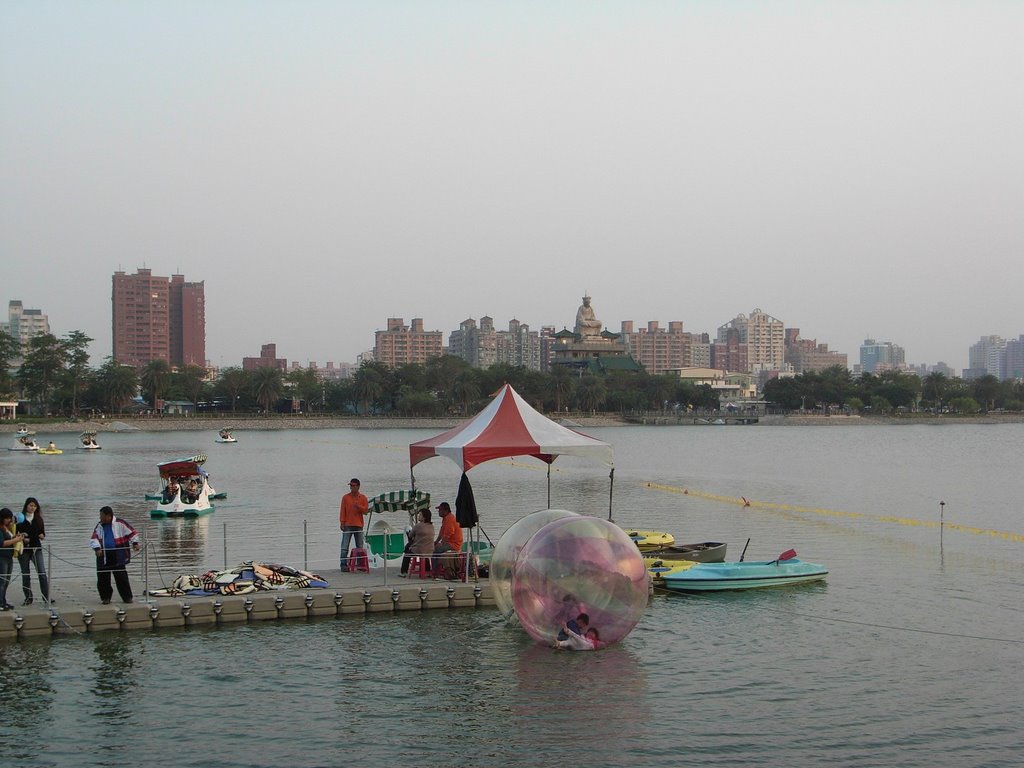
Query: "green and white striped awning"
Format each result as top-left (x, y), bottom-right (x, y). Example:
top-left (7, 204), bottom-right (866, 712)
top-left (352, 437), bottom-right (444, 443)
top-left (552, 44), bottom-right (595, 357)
top-left (369, 489), bottom-right (431, 515)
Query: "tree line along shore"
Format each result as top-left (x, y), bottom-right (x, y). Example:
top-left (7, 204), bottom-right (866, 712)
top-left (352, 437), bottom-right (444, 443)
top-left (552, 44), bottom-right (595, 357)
top-left (3, 412), bottom-right (1021, 434)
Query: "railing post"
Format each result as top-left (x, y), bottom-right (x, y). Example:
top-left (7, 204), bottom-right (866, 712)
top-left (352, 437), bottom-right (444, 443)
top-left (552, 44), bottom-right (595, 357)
top-left (303, 520), bottom-right (308, 572)
top-left (223, 522), bottom-right (228, 570)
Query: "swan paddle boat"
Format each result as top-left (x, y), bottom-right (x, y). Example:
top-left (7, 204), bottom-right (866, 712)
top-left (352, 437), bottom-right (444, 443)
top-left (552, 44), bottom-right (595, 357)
top-left (78, 431), bottom-right (102, 449)
top-left (15, 424), bottom-right (32, 437)
top-left (8, 436), bottom-right (39, 451)
top-left (645, 541), bottom-right (727, 563)
top-left (624, 529), bottom-right (675, 552)
top-left (659, 549), bottom-right (828, 592)
top-left (148, 454), bottom-right (220, 518)
top-left (215, 428), bottom-right (237, 443)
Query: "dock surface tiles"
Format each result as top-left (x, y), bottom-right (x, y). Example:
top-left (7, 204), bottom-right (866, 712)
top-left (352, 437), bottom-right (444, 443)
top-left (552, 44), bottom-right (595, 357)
top-left (0, 565), bottom-right (492, 643)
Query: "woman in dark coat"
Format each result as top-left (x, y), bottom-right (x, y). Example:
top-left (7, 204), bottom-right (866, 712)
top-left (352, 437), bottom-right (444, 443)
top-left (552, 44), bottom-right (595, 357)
top-left (17, 497), bottom-right (49, 605)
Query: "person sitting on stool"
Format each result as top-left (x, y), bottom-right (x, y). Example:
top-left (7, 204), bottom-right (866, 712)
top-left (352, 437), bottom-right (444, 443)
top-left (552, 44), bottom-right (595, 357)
top-left (431, 502), bottom-right (463, 579)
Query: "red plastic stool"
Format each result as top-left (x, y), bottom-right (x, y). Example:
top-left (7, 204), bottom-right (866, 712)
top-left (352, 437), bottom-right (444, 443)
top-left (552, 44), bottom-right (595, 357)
top-left (407, 555), bottom-right (431, 579)
top-left (348, 547), bottom-right (369, 573)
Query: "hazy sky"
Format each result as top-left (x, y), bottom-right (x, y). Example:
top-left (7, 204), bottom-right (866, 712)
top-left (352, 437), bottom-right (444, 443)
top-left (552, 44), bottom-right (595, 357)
top-left (3, 1), bottom-right (1021, 372)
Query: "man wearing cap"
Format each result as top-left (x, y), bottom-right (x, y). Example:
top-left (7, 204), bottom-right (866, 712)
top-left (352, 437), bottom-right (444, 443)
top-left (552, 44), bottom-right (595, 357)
top-left (339, 478), bottom-right (369, 570)
top-left (432, 502), bottom-right (463, 578)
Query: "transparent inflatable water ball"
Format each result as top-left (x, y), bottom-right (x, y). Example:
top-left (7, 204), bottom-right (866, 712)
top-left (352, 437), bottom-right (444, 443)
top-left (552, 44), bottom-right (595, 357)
top-left (511, 516), bottom-right (648, 647)
top-left (491, 509), bottom-right (579, 618)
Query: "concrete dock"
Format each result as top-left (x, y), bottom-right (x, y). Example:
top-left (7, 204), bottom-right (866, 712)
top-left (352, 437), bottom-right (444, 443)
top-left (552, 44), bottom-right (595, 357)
top-left (0, 566), bottom-right (495, 642)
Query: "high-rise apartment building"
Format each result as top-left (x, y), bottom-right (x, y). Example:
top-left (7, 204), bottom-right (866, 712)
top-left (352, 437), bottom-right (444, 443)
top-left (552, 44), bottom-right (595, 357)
top-left (450, 317), bottom-right (542, 370)
top-left (112, 269), bottom-right (206, 369)
top-left (374, 318), bottom-right (444, 368)
top-left (859, 338), bottom-right (906, 374)
top-left (784, 328), bottom-right (848, 374)
top-left (620, 320), bottom-right (701, 374)
top-left (169, 275), bottom-right (206, 367)
top-left (243, 343), bottom-right (287, 371)
top-left (3, 300), bottom-right (50, 352)
top-left (714, 309), bottom-right (785, 374)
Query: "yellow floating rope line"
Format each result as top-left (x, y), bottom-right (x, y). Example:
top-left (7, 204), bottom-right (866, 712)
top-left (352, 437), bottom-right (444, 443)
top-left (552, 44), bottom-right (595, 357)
top-left (643, 482), bottom-right (1024, 543)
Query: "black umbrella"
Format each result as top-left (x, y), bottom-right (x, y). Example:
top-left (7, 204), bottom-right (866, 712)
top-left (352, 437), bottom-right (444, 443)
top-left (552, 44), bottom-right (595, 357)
top-left (455, 472), bottom-right (478, 528)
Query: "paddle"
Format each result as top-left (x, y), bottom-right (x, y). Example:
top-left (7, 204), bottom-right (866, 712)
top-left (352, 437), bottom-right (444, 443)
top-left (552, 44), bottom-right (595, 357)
top-left (739, 538), bottom-right (751, 562)
top-left (770, 548), bottom-right (797, 566)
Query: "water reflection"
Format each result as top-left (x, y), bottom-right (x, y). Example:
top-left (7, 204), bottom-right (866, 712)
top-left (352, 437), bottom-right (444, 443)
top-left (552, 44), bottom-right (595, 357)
top-left (0, 641), bottom-right (56, 761)
top-left (149, 516), bottom-right (211, 571)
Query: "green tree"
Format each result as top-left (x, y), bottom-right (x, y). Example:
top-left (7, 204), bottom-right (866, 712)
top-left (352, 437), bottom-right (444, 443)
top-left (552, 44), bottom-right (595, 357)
top-left (216, 367), bottom-right (251, 412)
top-left (548, 365), bottom-right (574, 413)
top-left (948, 396), bottom-right (980, 415)
top-left (251, 366), bottom-right (284, 413)
top-left (179, 365), bottom-right (209, 410)
top-left (95, 357), bottom-right (139, 414)
top-left (970, 375), bottom-right (1000, 412)
top-left (451, 370), bottom-right (481, 414)
top-left (352, 361), bottom-right (388, 414)
top-left (921, 372), bottom-right (948, 409)
top-left (0, 328), bottom-right (20, 395)
top-left (287, 368), bottom-right (324, 412)
top-left (574, 375), bottom-right (607, 411)
top-left (17, 333), bottom-right (65, 412)
top-left (141, 359), bottom-right (172, 409)
top-left (62, 330), bottom-right (93, 416)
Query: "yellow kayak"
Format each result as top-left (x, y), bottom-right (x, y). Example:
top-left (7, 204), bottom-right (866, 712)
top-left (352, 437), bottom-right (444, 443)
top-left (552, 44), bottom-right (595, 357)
top-left (624, 529), bottom-right (675, 552)
top-left (38, 448), bottom-right (63, 455)
top-left (644, 556), bottom-right (699, 584)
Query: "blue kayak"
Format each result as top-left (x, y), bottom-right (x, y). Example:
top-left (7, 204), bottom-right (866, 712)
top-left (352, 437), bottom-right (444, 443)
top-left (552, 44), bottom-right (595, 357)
top-left (660, 557), bottom-right (828, 592)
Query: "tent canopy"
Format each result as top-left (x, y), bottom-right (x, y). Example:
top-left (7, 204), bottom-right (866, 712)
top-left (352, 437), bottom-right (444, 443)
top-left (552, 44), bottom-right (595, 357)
top-left (409, 384), bottom-right (614, 472)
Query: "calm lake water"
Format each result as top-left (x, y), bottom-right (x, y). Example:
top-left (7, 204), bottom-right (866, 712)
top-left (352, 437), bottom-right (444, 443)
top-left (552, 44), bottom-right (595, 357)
top-left (1, 424), bottom-right (1022, 767)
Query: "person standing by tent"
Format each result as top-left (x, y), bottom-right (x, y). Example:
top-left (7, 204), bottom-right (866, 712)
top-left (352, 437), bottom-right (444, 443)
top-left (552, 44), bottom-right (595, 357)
top-left (339, 478), bottom-right (369, 570)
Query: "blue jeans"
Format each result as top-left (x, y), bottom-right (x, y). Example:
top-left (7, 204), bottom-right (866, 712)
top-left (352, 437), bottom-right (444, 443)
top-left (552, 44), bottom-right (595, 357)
top-left (19, 547), bottom-right (49, 602)
top-left (0, 555), bottom-right (13, 606)
top-left (339, 527), bottom-right (365, 569)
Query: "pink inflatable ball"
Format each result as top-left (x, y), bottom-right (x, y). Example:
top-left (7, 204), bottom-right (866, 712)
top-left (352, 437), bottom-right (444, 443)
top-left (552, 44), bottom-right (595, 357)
top-left (491, 509), bottom-right (579, 618)
top-left (511, 516), bottom-right (648, 648)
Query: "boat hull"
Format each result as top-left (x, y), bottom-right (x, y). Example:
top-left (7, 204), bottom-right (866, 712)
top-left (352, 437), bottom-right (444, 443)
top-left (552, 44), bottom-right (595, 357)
top-left (660, 559), bottom-right (828, 592)
top-left (646, 542), bottom-right (727, 563)
top-left (625, 529), bottom-right (675, 552)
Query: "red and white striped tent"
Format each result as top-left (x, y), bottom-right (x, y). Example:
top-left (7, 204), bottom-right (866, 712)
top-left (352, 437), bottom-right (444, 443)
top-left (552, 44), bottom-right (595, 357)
top-left (409, 384), bottom-right (614, 513)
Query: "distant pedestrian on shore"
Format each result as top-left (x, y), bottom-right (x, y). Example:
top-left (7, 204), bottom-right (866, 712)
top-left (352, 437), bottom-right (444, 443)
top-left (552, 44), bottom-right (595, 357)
top-left (339, 478), bottom-right (369, 570)
top-left (90, 506), bottom-right (140, 604)
top-left (17, 497), bottom-right (49, 605)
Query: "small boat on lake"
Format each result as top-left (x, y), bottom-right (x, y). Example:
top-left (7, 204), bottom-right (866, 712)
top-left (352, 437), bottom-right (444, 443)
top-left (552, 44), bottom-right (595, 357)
top-left (624, 529), bottom-right (675, 552)
top-left (644, 556), bottom-right (699, 585)
top-left (646, 541), bottom-right (727, 563)
top-left (78, 431), bottom-right (102, 449)
top-left (15, 424), bottom-right (32, 437)
top-left (8, 436), bottom-right (39, 451)
top-left (660, 551), bottom-right (828, 592)
top-left (215, 428), bottom-right (237, 443)
top-left (148, 454), bottom-right (220, 518)
top-left (37, 443), bottom-right (64, 455)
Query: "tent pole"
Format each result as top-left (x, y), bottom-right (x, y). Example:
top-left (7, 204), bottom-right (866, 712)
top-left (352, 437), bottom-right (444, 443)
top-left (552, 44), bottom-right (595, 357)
top-left (547, 464), bottom-right (551, 508)
top-left (607, 467), bottom-right (615, 521)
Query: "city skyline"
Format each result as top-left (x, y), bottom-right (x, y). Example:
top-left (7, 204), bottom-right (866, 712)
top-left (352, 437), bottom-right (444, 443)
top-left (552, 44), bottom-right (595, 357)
top-left (3, 3), bottom-right (1021, 373)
